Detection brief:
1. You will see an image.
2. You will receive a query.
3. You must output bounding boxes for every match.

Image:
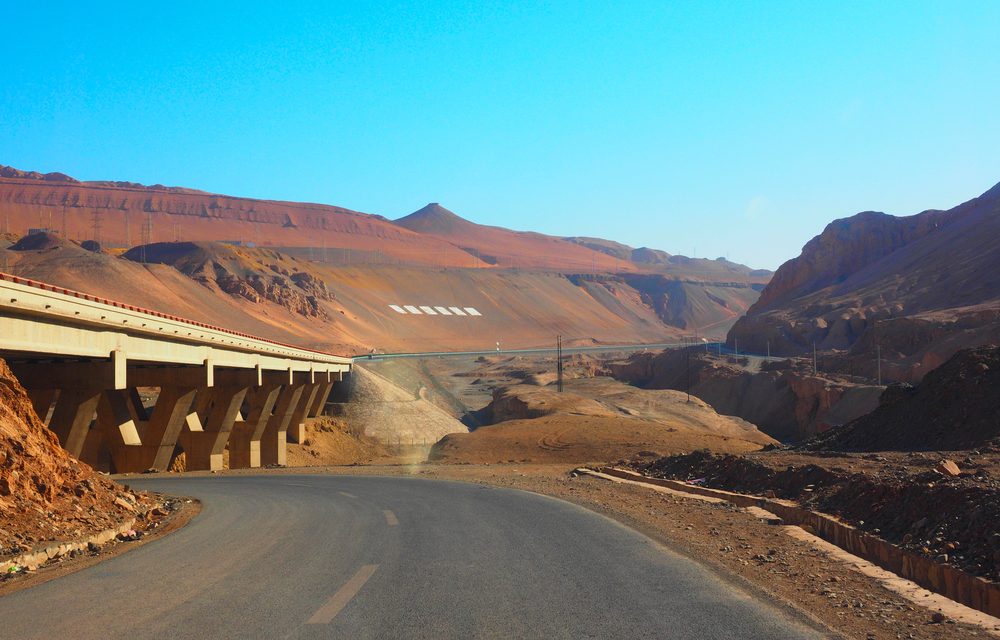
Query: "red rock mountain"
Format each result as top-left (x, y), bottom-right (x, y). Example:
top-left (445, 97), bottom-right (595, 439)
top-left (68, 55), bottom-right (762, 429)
top-left (0, 164), bottom-right (773, 350)
top-left (393, 203), bottom-right (634, 271)
top-left (728, 180), bottom-right (1000, 380)
top-left (0, 166), bottom-right (769, 281)
top-left (0, 167), bottom-right (468, 268)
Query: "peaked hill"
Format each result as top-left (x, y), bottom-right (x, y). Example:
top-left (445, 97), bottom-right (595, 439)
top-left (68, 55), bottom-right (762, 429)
top-left (394, 203), bottom-right (634, 272)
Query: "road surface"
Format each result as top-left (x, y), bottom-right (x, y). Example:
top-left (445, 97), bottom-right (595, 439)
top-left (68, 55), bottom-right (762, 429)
top-left (0, 475), bottom-right (826, 639)
top-left (357, 341), bottom-right (713, 361)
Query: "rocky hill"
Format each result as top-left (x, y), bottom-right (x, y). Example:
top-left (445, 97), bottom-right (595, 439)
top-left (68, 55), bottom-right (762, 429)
top-left (610, 348), bottom-right (882, 442)
top-left (801, 345), bottom-right (1000, 452)
top-left (0, 358), bottom-right (156, 555)
top-left (728, 180), bottom-right (1000, 380)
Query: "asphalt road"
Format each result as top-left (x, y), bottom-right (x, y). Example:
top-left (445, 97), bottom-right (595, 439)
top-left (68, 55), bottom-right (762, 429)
top-left (356, 342), bottom-right (707, 361)
top-left (0, 475), bottom-right (826, 639)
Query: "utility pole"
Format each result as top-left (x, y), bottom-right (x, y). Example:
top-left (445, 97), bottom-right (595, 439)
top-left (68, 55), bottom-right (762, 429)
top-left (686, 340), bottom-right (691, 403)
top-left (556, 335), bottom-right (564, 393)
top-left (140, 212), bottom-right (153, 264)
top-left (91, 210), bottom-right (102, 246)
top-left (877, 344), bottom-right (882, 386)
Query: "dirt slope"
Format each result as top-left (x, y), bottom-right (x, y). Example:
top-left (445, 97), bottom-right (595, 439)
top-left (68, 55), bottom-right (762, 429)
top-left (285, 417), bottom-right (396, 466)
top-left (802, 345), bottom-right (1000, 452)
top-left (429, 377), bottom-right (775, 464)
top-left (631, 448), bottom-right (1000, 584)
top-left (337, 366), bottom-right (468, 445)
top-left (3, 236), bottom-right (765, 353)
top-left (0, 358), bottom-right (155, 554)
top-left (728, 180), bottom-right (1000, 380)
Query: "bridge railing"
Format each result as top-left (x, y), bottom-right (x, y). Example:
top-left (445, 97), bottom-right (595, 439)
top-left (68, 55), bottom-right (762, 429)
top-left (0, 271), bottom-right (348, 364)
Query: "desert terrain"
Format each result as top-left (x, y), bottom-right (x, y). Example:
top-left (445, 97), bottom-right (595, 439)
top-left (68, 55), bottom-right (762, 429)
top-left (3, 167), bottom-right (1000, 640)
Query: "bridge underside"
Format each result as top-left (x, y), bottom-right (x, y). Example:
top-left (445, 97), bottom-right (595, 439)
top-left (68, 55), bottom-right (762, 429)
top-left (5, 355), bottom-right (345, 473)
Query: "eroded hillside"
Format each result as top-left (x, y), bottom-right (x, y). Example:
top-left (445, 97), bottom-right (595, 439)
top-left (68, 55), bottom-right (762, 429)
top-left (728, 181), bottom-right (1000, 381)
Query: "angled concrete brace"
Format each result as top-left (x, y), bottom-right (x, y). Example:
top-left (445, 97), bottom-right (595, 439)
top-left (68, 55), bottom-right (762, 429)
top-left (287, 383), bottom-right (321, 444)
top-left (93, 390), bottom-right (145, 473)
top-left (141, 386), bottom-right (198, 471)
top-left (307, 383), bottom-right (334, 418)
top-left (179, 386), bottom-right (249, 471)
top-left (127, 387), bottom-right (149, 422)
top-left (230, 385), bottom-right (281, 469)
top-left (260, 384), bottom-right (305, 467)
top-left (48, 389), bottom-right (102, 458)
top-left (26, 388), bottom-right (59, 425)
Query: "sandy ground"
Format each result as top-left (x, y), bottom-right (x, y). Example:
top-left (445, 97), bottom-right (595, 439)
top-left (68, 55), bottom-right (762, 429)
top-left (357, 355), bottom-right (775, 465)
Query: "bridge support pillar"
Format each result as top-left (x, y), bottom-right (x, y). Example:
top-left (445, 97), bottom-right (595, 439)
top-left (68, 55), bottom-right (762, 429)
top-left (287, 383), bottom-right (320, 444)
top-left (48, 389), bottom-right (102, 458)
top-left (138, 386), bottom-right (198, 472)
top-left (230, 385), bottom-right (281, 469)
top-left (260, 385), bottom-right (304, 467)
top-left (94, 389), bottom-right (145, 473)
top-left (179, 386), bottom-right (249, 471)
top-left (307, 382), bottom-right (334, 418)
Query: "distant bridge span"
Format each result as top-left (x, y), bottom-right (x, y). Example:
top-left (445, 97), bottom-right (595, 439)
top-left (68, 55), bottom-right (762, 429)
top-left (0, 272), bottom-right (351, 472)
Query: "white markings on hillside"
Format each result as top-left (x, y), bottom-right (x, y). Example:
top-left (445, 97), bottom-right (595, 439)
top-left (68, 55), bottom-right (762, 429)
top-left (387, 304), bottom-right (483, 317)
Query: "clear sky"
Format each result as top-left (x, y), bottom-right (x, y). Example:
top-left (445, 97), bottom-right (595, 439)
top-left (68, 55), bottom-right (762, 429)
top-left (2, 1), bottom-right (998, 269)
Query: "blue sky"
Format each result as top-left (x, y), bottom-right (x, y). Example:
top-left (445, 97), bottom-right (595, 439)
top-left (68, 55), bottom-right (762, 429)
top-left (2, 1), bottom-right (998, 269)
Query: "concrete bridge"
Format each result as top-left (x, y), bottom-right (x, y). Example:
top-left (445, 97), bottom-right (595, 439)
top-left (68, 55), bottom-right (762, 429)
top-left (0, 272), bottom-right (351, 472)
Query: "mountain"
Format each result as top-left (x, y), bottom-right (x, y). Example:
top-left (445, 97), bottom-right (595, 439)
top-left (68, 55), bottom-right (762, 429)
top-left (728, 180), bottom-right (1000, 380)
top-left (565, 236), bottom-right (772, 279)
top-left (0, 166), bottom-right (771, 281)
top-left (0, 166), bottom-right (469, 268)
top-left (0, 164), bottom-right (774, 343)
top-left (394, 203), bottom-right (634, 271)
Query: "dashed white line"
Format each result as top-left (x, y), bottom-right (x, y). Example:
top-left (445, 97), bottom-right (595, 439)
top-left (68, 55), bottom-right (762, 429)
top-left (464, 307), bottom-right (482, 316)
top-left (433, 306), bottom-right (452, 315)
top-left (448, 306), bottom-right (467, 316)
top-left (306, 564), bottom-right (379, 624)
top-left (403, 305), bottom-right (422, 314)
top-left (389, 305), bottom-right (407, 314)
top-left (383, 509), bottom-right (398, 526)
top-left (418, 306), bottom-right (437, 315)
top-left (338, 491), bottom-right (357, 499)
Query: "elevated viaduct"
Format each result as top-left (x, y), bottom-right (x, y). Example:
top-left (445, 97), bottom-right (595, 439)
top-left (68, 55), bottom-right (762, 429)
top-left (0, 272), bottom-right (351, 472)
